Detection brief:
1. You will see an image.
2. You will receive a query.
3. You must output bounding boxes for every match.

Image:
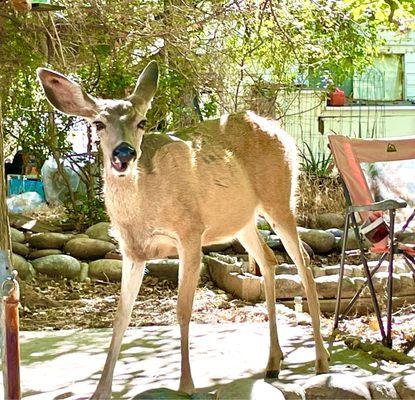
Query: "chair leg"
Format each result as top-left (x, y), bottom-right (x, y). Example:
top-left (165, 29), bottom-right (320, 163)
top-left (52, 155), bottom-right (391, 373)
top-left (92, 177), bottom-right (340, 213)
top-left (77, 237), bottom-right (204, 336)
top-left (333, 213), bottom-right (350, 332)
top-left (350, 212), bottom-right (387, 344)
top-left (341, 252), bottom-right (388, 317)
top-left (385, 210), bottom-right (395, 348)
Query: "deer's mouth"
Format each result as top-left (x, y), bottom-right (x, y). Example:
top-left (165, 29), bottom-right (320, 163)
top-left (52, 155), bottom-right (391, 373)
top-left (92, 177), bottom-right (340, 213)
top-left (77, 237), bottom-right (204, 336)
top-left (111, 142), bottom-right (137, 174)
top-left (111, 158), bottom-right (129, 173)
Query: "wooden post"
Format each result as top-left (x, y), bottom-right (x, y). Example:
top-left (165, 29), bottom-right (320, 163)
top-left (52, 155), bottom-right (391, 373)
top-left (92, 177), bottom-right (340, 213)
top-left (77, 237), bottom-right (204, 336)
top-left (0, 100), bottom-right (21, 399)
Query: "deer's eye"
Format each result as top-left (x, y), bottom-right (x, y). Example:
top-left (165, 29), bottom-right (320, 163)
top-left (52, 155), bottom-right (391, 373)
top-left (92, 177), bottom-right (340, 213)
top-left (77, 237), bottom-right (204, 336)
top-left (137, 120), bottom-right (146, 130)
top-left (93, 121), bottom-right (106, 131)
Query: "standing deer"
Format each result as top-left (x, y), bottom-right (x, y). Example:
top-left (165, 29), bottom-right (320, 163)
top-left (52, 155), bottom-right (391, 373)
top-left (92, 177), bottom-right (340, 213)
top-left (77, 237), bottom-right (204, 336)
top-left (37, 61), bottom-right (330, 399)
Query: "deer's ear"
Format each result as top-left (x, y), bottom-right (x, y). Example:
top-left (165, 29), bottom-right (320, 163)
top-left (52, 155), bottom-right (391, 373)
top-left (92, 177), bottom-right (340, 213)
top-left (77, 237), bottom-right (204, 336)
top-left (130, 61), bottom-right (159, 108)
top-left (37, 68), bottom-right (98, 118)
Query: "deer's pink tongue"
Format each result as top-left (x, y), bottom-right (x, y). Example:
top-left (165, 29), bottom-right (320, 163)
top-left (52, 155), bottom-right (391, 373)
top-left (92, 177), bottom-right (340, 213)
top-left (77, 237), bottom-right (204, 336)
top-left (111, 158), bottom-right (128, 172)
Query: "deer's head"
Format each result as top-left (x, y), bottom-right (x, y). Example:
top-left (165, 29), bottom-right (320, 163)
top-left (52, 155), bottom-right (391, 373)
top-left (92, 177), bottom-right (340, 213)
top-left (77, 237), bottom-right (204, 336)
top-left (37, 61), bottom-right (159, 177)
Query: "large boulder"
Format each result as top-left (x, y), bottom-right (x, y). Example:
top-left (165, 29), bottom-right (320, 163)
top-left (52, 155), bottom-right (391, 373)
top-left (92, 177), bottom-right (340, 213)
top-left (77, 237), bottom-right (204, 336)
top-left (10, 227), bottom-right (25, 244)
top-left (89, 259), bottom-right (122, 281)
top-left (298, 228), bottom-right (335, 254)
top-left (28, 233), bottom-right (73, 249)
top-left (12, 242), bottom-right (30, 258)
top-left (28, 249), bottom-right (63, 260)
top-left (12, 253), bottom-right (35, 280)
top-left (302, 373), bottom-right (371, 399)
top-left (64, 238), bottom-right (116, 260)
top-left (85, 222), bottom-right (114, 243)
top-left (316, 213), bottom-right (344, 230)
top-left (31, 255), bottom-right (81, 279)
top-left (216, 379), bottom-right (285, 400)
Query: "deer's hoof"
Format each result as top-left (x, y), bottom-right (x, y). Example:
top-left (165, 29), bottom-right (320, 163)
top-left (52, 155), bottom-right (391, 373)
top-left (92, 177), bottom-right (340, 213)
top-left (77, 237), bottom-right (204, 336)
top-left (315, 358), bottom-right (330, 374)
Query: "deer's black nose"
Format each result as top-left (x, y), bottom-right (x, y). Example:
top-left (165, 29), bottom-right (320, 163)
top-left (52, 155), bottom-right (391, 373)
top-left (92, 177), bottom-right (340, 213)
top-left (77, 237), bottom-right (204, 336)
top-left (111, 142), bottom-right (137, 172)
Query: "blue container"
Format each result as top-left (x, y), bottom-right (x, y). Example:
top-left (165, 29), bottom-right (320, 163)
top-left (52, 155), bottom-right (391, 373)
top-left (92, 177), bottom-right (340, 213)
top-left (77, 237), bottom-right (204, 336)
top-left (8, 176), bottom-right (46, 201)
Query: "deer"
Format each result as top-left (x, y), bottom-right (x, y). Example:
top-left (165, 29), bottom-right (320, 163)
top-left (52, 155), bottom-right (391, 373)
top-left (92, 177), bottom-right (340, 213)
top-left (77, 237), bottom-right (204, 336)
top-left (37, 61), bottom-right (330, 399)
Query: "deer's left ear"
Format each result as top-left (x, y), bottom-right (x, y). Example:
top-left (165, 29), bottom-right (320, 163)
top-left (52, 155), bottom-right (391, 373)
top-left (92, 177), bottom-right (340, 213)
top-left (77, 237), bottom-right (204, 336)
top-left (37, 68), bottom-right (98, 118)
top-left (129, 61), bottom-right (159, 108)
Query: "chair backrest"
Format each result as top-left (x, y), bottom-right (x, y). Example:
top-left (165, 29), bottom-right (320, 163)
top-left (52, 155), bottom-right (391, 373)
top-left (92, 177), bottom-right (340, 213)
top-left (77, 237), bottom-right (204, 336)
top-left (328, 135), bottom-right (415, 223)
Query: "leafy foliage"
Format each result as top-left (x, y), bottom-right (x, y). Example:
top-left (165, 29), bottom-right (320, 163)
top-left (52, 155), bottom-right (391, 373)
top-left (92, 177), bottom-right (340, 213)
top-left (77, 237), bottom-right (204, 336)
top-left (0, 0), bottom-right (414, 224)
top-left (299, 142), bottom-right (333, 178)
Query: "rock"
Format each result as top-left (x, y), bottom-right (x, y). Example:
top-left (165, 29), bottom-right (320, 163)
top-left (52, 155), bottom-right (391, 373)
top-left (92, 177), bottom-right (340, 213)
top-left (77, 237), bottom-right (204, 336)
top-left (28, 233), bottom-right (73, 250)
top-left (267, 235), bottom-right (284, 251)
top-left (73, 233), bottom-right (90, 239)
top-left (301, 241), bottom-right (314, 258)
top-left (399, 272), bottom-right (415, 295)
top-left (302, 373), bottom-right (371, 399)
top-left (274, 274), bottom-right (304, 299)
top-left (232, 240), bottom-right (246, 254)
top-left (146, 259), bottom-right (180, 282)
top-left (324, 264), bottom-right (354, 277)
top-left (89, 259), bottom-right (122, 281)
top-left (339, 229), bottom-right (369, 251)
top-left (326, 228), bottom-right (343, 238)
top-left (275, 263), bottom-right (297, 275)
top-left (217, 379), bottom-right (284, 400)
top-left (315, 275), bottom-right (355, 298)
top-left (372, 272), bottom-right (401, 293)
top-left (270, 382), bottom-right (306, 400)
top-left (298, 228), bottom-right (335, 254)
top-left (394, 373), bottom-right (415, 399)
top-left (10, 227), bottom-right (25, 243)
top-left (316, 213), bottom-right (344, 230)
top-left (85, 222), bottom-right (114, 243)
top-left (12, 253), bottom-right (35, 280)
top-left (64, 238), bottom-right (116, 260)
top-left (12, 242), bottom-right (30, 257)
top-left (32, 255), bottom-right (81, 279)
top-left (202, 242), bottom-right (232, 253)
top-left (105, 251), bottom-right (122, 260)
top-left (313, 266), bottom-right (326, 278)
top-left (79, 262), bottom-right (89, 282)
top-left (28, 249), bottom-right (63, 260)
top-left (369, 381), bottom-right (399, 400)
top-left (133, 388), bottom-right (190, 399)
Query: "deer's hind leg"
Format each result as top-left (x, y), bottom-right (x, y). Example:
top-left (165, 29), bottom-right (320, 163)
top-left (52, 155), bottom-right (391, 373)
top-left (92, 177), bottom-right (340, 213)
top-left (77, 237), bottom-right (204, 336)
top-left (237, 223), bottom-right (284, 378)
top-left (262, 207), bottom-right (330, 374)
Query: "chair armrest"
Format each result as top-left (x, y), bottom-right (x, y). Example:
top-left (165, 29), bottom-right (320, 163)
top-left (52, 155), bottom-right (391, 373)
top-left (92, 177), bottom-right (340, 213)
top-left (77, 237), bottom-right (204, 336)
top-left (348, 199), bottom-right (407, 213)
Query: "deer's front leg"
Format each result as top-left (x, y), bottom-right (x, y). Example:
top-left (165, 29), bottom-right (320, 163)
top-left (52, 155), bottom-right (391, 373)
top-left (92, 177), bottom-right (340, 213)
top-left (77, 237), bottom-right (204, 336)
top-left (176, 238), bottom-right (202, 394)
top-left (91, 257), bottom-right (146, 400)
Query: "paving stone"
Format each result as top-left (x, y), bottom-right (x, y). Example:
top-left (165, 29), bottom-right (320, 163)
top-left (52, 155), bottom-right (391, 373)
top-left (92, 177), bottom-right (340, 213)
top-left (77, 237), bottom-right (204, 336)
top-left (216, 379), bottom-right (284, 400)
top-left (399, 272), bottom-right (415, 295)
top-left (372, 272), bottom-right (401, 292)
top-left (394, 373), bottom-right (415, 399)
top-left (302, 373), bottom-right (371, 399)
top-left (315, 275), bottom-right (355, 298)
top-left (275, 263), bottom-right (298, 275)
top-left (324, 264), bottom-right (354, 277)
top-left (274, 274), bottom-right (304, 299)
top-left (270, 381), bottom-right (306, 399)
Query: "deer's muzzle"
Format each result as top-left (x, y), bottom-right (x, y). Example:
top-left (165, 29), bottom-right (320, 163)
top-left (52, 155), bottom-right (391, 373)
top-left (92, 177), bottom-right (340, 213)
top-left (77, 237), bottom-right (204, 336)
top-left (111, 142), bottom-right (137, 173)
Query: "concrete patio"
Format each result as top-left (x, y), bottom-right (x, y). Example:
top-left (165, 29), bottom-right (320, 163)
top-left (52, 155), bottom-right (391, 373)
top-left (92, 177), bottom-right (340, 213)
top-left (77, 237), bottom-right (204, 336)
top-left (6, 319), bottom-right (415, 399)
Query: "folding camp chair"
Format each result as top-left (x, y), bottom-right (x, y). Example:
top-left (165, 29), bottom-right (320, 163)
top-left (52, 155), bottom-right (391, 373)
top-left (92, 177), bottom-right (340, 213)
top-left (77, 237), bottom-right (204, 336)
top-left (328, 135), bottom-right (415, 348)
